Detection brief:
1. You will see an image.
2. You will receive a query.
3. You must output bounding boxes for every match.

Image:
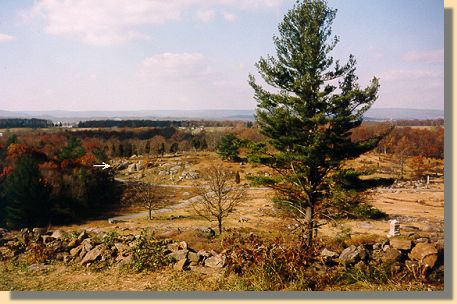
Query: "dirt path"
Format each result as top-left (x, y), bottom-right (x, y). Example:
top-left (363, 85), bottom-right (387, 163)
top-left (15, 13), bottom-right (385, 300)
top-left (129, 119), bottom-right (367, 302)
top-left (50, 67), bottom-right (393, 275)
top-left (109, 180), bottom-right (269, 223)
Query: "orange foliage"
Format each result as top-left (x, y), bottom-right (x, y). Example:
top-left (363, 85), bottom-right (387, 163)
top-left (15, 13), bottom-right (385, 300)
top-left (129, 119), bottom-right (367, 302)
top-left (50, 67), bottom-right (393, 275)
top-left (6, 143), bottom-right (30, 161)
top-left (77, 154), bottom-right (97, 166)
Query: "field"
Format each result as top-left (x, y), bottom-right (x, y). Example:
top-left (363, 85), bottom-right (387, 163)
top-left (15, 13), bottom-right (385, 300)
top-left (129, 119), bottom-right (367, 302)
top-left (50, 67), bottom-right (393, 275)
top-left (0, 151), bottom-right (444, 291)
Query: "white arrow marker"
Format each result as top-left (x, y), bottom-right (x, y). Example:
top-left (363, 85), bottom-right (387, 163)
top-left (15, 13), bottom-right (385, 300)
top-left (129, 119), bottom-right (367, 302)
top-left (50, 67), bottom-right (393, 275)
top-left (93, 162), bottom-right (111, 170)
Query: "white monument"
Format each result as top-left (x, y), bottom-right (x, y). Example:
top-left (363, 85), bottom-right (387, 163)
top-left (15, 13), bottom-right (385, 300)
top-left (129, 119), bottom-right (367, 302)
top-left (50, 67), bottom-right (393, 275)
top-left (387, 219), bottom-right (400, 237)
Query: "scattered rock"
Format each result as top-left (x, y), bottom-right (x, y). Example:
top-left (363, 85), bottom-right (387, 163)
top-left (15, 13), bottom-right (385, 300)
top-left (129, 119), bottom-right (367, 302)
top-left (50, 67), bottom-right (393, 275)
top-left (116, 255), bottom-right (133, 269)
top-left (381, 248), bottom-right (401, 263)
top-left (197, 227), bottom-right (215, 238)
top-left (114, 242), bottom-right (130, 254)
top-left (409, 243), bottom-right (438, 268)
top-left (77, 231), bottom-right (89, 241)
top-left (127, 163), bottom-right (137, 173)
top-left (188, 251), bottom-right (200, 265)
top-left (70, 246), bottom-right (83, 257)
top-left (358, 222), bottom-right (374, 229)
top-left (339, 245), bottom-right (362, 264)
top-left (389, 238), bottom-right (412, 250)
top-left (41, 235), bottom-right (56, 244)
top-left (204, 254), bottom-right (225, 268)
top-left (321, 248), bottom-right (338, 258)
top-left (81, 244), bottom-right (109, 265)
top-left (67, 239), bottom-right (80, 249)
top-left (174, 258), bottom-right (188, 271)
top-left (168, 249), bottom-right (188, 261)
top-left (51, 230), bottom-right (67, 239)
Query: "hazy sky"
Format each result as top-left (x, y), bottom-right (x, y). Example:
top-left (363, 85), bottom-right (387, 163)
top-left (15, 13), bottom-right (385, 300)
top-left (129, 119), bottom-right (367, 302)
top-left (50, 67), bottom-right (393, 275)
top-left (0, 0), bottom-right (444, 111)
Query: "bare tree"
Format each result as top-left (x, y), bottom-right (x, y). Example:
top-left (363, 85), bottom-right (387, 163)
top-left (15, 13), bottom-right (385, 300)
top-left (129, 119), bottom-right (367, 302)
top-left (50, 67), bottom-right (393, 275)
top-left (122, 183), bottom-right (159, 220)
top-left (194, 165), bottom-right (245, 234)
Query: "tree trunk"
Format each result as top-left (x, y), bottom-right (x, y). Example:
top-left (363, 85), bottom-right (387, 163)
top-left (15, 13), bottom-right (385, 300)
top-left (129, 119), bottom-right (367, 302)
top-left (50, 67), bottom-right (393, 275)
top-left (148, 208), bottom-right (152, 220)
top-left (303, 205), bottom-right (314, 249)
top-left (218, 219), bottom-right (222, 235)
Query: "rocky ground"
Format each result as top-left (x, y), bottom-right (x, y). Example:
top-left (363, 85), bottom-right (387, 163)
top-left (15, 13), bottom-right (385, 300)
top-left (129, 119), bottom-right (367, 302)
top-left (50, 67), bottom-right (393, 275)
top-left (0, 152), bottom-right (445, 291)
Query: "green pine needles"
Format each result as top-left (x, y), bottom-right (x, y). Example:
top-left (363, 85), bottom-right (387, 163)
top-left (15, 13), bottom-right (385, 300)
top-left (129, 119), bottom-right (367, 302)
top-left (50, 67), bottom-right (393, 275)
top-left (248, 0), bottom-right (386, 249)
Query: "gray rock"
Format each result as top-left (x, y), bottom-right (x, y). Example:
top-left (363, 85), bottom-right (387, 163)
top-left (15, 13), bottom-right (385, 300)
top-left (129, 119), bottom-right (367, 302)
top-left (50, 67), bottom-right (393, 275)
top-left (197, 249), bottom-right (210, 259)
top-left (179, 241), bottom-right (188, 250)
top-left (127, 163), bottom-right (137, 173)
top-left (32, 227), bottom-right (47, 238)
top-left (116, 255), bottom-right (133, 268)
top-left (41, 235), bottom-right (56, 244)
top-left (339, 245), bottom-right (360, 264)
top-left (51, 230), bottom-right (67, 239)
top-left (188, 251), bottom-right (200, 265)
top-left (358, 222), bottom-right (374, 229)
top-left (168, 249), bottom-right (188, 261)
top-left (321, 248), bottom-right (338, 258)
top-left (204, 254), bottom-right (226, 268)
top-left (114, 242), bottom-right (130, 254)
top-left (136, 161), bottom-right (145, 171)
top-left (77, 231), bottom-right (89, 241)
top-left (81, 244), bottom-right (109, 265)
top-left (70, 245), bottom-right (83, 257)
top-left (67, 238), bottom-right (80, 249)
top-left (198, 227), bottom-right (216, 238)
top-left (173, 258), bottom-right (188, 271)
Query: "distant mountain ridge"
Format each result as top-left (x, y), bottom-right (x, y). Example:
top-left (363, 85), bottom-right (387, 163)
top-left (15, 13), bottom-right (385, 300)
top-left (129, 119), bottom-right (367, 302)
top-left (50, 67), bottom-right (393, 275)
top-left (0, 108), bottom-right (444, 123)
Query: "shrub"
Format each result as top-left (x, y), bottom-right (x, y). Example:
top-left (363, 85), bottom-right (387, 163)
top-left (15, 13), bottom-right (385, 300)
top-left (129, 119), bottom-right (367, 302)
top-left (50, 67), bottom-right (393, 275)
top-left (222, 233), bottom-right (318, 290)
top-left (130, 230), bottom-right (174, 272)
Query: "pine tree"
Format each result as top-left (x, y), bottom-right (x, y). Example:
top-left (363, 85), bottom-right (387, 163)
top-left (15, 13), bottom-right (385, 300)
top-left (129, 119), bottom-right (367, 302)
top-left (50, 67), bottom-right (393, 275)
top-left (3, 155), bottom-right (51, 229)
top-left (248, 0), bottom-right (385, 249)
top-left (216, 133), bottom-right (241, 161)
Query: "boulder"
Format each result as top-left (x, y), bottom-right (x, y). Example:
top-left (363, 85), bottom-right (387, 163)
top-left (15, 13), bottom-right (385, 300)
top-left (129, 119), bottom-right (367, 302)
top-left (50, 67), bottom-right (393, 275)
top-left (339, 245), bottom-right (363, 264)
top-left (168, 249), bottom-right (188, 261)
top-left (179, 241), bottom-right (188, 250)
top-left (409, 243), bottom-right (438, 268)
top-left (77, 231), bottom-right (89, 241)
top-left (204, 254), bottom-right (226, 268)
top-left (116, 255), bottom-right (133, 269)
top-left (51, 230), bottom-right (67, 239)
top-left (41, 235), bottom-right (56, 244)
top-left (197, 249), bottom-right (211, 259)
top-left (188, 251), bottom-right (200, 265)
top-left (389, 238), bottom-right (412, 250)
top-left (136, 161), bottom-right (145, 171)
top-left (198, 227), bottom-right (216, 238)
top-left (67, 239), bottom-right (80, 249)
top-left (81, 244), bottom-right (109, 265)
top-left (321, 248), bottom-right (338, 258)
top-left (70, 245), bottom-right (83, 257)
top-left (173, 258), bottom-right (188, 271)
top-left (114, 242), bottom-right (130, 254)
top-left (32, 227), bottom-right (47, 239)
top-left (127, 163), bottom-right (137, 173)
top-left (81, 238), bottom-right (93, 252)
top-left (381, 248), bottom-right (401, 263)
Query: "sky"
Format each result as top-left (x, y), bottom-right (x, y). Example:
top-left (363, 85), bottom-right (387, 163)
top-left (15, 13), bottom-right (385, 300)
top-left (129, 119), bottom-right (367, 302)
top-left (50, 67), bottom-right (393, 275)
top-left (0, 0), bottom-right (444, 111)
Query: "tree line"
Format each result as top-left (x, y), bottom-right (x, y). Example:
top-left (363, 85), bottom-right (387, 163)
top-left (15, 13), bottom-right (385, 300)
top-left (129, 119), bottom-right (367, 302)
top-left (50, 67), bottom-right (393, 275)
top-left (0, 133), bottom-right (118, 229)
top-left (0, 118), bottom-right (53, 129)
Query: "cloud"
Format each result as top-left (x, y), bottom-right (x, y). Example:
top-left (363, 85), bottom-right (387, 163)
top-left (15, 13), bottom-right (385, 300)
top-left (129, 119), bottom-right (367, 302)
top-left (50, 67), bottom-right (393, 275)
top-left (137, 52), bottom-right (253, 109)
top-left (23, 0), bottom-right (283, 46)
top-left (223, 12), bottom-right (237, 22)
top-left (403, 49), bottom-right (444, 64)
top-left (0, 33), bottom-right (15, 42)
top-left (380, 68), bottom-right (443, 81)
top-left (196, 9), bottom-right (216, 22)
